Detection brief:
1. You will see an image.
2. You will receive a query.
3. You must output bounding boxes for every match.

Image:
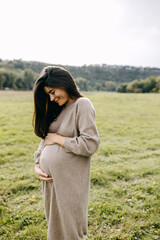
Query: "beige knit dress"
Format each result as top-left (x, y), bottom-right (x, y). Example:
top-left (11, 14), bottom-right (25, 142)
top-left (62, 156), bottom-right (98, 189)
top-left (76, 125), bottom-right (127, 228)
top-left (34, 97), bottom-right (100, 240)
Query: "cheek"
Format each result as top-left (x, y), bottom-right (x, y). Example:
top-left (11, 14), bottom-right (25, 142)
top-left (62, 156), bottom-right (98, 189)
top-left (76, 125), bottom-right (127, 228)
top-left (64, 94), bottom-right (68, 99)
top-left (57, 90), bottom-right (69, 99)
top-left (61, 93), bottom-right (68, 99)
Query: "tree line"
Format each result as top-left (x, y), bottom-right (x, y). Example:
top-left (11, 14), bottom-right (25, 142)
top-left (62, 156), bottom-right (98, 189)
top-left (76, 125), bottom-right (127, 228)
top-left (117, 76), bottom-right (160, 93)
top-left (0, 59), bottom-right (160, 91)
top-left (0, 68), bottom-right (35, 90)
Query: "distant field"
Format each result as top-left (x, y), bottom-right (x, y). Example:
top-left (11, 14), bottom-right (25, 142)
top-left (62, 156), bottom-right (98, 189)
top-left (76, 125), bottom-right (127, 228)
top-left (0, 91), bottom-right (160, 240)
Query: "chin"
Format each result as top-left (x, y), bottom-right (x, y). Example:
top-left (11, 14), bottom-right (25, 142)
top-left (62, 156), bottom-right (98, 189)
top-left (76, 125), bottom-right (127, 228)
top-left (58, 102), bottom-right (63, 106)
top-left (60, 101), bottom-right (67, 106)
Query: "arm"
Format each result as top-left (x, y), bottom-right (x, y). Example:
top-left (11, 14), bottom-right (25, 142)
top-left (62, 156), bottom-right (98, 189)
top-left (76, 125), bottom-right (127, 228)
top-left (34, 139), bottom-right (53, 181)
top-left (64, 98), bottom-right (100, 157)
top-left (35, 163), bottom-right (53, 181)
top-left (34, 139), bottom-right (45, 164)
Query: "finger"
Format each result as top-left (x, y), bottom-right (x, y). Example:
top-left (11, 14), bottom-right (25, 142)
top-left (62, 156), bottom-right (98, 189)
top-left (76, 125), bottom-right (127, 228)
top-left (35, 167), bottom-right (49, 178)
top-left (37, 170), bottom-right (49, 178)
top-left (39, 176), bottom-right (53, 182)
top-left (39, 175), bottom-right (52, 180)
top-left (40, 177), bottom-right (53, 182)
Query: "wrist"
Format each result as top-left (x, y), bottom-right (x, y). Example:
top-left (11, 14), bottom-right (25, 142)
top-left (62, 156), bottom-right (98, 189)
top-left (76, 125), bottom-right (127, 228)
top-left (57, 135), bottom-right (66, 147)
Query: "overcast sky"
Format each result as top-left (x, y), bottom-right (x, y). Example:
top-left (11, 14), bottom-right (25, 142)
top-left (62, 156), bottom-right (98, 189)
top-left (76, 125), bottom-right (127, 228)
top-left (0, 0), bottom-right (160, 67)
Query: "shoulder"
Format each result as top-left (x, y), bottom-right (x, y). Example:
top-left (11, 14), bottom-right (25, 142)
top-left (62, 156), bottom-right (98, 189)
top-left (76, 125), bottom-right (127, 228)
top-left (75, 97), bottom-right (95, 113)
top-left (76, 97), bottom-right (93, 106)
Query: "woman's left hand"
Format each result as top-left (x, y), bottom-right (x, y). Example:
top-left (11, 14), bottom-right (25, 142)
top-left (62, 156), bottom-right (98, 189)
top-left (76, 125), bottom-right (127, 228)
top-left (45, 133), bottom-right (66, 147)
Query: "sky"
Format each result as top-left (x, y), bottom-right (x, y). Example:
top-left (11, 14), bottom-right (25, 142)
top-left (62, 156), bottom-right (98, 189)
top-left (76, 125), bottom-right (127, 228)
top-left (0, 0), bottom-right (160, 67)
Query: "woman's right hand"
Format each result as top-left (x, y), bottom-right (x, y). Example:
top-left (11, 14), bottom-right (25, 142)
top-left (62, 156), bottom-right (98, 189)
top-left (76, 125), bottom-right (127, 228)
top-left (35, 163), bottom-right (53, 182)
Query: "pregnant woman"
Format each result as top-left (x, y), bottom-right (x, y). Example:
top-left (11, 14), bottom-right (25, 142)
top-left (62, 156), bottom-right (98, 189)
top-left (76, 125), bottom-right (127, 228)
top-left (33, 66), bottom-right (100, 240)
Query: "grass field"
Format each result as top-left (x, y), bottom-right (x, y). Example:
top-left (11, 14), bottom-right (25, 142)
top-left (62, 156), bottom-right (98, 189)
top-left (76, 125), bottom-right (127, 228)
top-left (0, 91), bottom-right (160, 240)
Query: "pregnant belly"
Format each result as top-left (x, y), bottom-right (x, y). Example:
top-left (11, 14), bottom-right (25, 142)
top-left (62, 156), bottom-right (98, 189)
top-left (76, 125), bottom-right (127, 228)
top-left (40, 144), bottom-right (72, 177)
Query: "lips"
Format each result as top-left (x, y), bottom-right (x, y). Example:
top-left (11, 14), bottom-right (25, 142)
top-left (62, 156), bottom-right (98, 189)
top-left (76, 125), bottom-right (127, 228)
top-left (55, 97), bottom-right (60, 104)
top-left (55, 99), bottom-right (60, 105)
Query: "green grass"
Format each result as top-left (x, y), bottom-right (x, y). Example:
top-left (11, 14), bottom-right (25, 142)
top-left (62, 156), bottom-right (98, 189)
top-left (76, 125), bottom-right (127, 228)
top-left (0, 91), bottom-right (160, 240)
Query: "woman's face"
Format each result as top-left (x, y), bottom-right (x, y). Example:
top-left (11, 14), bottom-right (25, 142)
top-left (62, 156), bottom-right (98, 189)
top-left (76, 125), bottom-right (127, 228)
top-left (44, 86), bottom-right (73, 106)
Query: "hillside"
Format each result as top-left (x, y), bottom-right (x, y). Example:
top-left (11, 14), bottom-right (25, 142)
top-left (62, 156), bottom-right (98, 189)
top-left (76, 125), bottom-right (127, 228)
top-left (0, 59), bottom-right (160, 91)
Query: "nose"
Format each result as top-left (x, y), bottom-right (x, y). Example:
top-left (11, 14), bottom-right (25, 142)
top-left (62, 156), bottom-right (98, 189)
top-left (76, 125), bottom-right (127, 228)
top-left (50, 95), bottom-right (55, 101)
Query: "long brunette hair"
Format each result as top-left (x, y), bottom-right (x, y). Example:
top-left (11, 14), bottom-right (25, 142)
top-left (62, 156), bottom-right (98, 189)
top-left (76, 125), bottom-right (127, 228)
top-left (33, 66), bottom-right (83, 138)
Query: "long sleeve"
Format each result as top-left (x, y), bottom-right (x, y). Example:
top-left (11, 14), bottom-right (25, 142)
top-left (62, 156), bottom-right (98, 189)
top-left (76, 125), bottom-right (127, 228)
top-left (64, 98), bottom-right (100, 157)
top-left (34, 139), bottom-right (45, 164)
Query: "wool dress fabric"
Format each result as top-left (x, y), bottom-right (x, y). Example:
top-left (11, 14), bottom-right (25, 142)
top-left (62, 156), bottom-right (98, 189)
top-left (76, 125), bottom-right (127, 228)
top-left (34, 97), bottom-right (100, 240)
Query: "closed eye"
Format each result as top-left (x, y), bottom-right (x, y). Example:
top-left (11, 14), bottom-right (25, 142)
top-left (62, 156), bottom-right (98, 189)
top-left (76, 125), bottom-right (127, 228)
top-left (48, 90), bottom-right (55, 95)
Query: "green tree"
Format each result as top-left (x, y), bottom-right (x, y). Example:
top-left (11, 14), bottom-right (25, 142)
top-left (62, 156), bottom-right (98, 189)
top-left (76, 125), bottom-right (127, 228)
top-left (126, 80), bottom-right (139, 93)
top-left (105, 81), bottom-right (117, 91)
top-left (15, 78), bottom-right (26, 89)
top-left (95, 82), bottom-right (102, 91)
top-left (2, 72), bottom-right (17, 89)
top-left (117, 83), bottom-right (128, 93)
top-left (154, 77), bottom-right (160, 93)
top-left (75, 77), bottom-right (88, 91)
top-left (117, 76), bottom-right (160, 93)
top-left (143, 76), bottom-right (157, 93)
top-left (0, 69), bottom-right (6, 89)
top-left (23, 70), bottom-right (35, 90)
